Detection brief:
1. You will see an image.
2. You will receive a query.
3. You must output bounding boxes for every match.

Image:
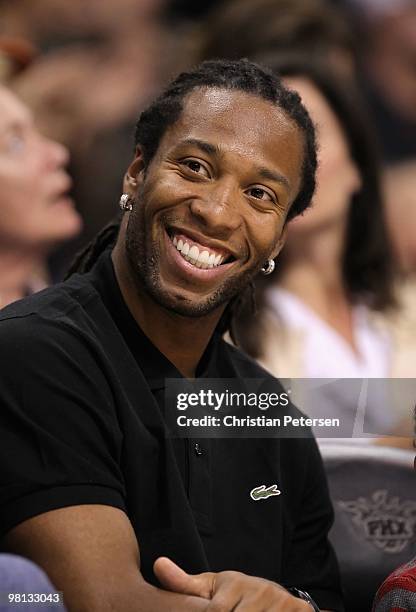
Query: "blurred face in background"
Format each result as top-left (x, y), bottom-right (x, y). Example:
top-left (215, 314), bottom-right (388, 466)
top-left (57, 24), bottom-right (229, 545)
top-left (8, 0), bottom-right (164, 38)
top-left (383, 160), bottom-right (416, 274)
top-left (366, 5), bottom-right (416, 123)
top-left (0, 85), bottom-right (81, 251)
top-left (283, 76), bottom-right (361, 236)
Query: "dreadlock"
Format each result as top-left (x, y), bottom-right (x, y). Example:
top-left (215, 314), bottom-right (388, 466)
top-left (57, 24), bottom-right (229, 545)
top-left (65, 215), bottom-right (122, 279)
top-left (65, 58), bottom-right (317, 336)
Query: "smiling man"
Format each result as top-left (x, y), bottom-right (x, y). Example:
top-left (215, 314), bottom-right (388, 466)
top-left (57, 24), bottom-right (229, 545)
top-left (0, 60), bottom-right (342, 611)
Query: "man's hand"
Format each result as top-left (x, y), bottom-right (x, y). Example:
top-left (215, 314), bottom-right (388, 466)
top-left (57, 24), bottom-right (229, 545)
top-left (154, 557), bottom-right (313, 611)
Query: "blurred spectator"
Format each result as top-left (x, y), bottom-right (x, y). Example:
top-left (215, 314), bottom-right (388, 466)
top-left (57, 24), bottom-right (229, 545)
top-left (194, 0), bottom-right (416, 278)
top-left (1, 0), bottom-right (174, 277)
top-left (165, 0), bottom-right (221, 23)
top-left (196, 0), bottom-right (357, 79)
top-left (0, 35), bottom-right (36, 81)
top-left (383, 159), bottom-right (416, 275)
top-left (0, 82), bottom-right (81, 308)
top-left (190, 0), bottom-right (415, 438)
top-left (231, 59), bottom-right (415, 436)
top-left (342, 0), bottom-right (416, 162)
top-left (372, 557), bottom-right (416, 610)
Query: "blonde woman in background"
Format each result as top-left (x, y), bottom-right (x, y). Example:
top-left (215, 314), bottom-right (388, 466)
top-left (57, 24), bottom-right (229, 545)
top-left (0, 41), bottom-right (81, 309)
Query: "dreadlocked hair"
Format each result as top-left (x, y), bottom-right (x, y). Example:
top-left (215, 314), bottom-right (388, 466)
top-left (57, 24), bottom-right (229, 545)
top-left (64, 215), bottom-right (121, 279)
top-left (65, 59), bottom-right (317, 338)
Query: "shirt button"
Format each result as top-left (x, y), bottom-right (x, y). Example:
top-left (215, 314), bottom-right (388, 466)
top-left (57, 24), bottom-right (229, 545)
top-left (194, 443), bottom-right (204, 456)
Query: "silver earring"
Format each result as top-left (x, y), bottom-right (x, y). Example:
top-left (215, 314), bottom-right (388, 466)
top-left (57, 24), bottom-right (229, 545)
top-left (119, 193), bottom-right (133, 212)
top-left (261, 259), bottom-right (275, 275)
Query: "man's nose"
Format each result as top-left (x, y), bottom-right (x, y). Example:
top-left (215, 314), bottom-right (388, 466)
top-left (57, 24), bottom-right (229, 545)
top-left (189, 179), bottom-right (242, 237)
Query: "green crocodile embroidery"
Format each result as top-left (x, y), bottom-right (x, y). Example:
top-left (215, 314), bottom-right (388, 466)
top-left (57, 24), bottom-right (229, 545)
top-left (250, 484), bottom-right (281, 501)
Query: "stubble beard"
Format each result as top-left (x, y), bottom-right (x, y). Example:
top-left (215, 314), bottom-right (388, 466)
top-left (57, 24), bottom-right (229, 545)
top-left (125, 194), bottom-right (262, 319)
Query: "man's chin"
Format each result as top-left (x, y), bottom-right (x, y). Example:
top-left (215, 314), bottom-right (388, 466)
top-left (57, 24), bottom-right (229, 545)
top-left (149, 286), bottom-right (228, 319)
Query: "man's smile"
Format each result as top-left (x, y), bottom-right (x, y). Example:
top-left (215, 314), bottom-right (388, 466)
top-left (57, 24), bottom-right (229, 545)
top-left (172, 234), bottom-right (226, 268)
top-left (164, 228), bottom-right (238, 282)
top-left (167, 225), bottom-right (237, 267)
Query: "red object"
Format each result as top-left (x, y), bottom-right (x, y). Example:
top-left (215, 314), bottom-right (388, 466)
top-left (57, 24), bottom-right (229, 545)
top-left (373, 558), bottom-right (416, 611)
top-left (0, 36), bottom-right (37, 76)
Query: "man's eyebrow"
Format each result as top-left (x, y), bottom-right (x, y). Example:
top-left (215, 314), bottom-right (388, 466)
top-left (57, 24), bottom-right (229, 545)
top-left (257, 166), bottom-right (290, 190)
top-left (175, 138), bottom-right (291, 190)
top-left (177, 138), bottom-right (219, 156)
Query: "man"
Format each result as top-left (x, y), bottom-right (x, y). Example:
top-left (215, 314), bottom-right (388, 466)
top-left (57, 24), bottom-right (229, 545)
top-left (0, 60), bottom-right (342, 611)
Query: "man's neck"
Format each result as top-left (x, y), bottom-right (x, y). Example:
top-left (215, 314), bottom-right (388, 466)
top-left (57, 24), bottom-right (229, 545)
top-left (111, 245), bottom-right (224, 378)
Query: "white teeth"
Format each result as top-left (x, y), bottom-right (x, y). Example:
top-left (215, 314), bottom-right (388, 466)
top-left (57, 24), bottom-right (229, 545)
top-left (188, 245), bottom-right (200, 262)
top-left (170, 233), bottom-right (227, 269)
top-left (198, 250), bottom-right (210, 265)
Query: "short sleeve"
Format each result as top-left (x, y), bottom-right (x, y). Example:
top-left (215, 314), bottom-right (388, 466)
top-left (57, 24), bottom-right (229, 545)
top-left (282, 438), bottom-right (344, 611)
top-left (0, 313), bottom-right (126, 538)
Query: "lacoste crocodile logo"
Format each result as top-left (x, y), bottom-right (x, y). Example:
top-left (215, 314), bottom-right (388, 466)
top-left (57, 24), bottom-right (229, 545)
top-left (250, 484), bottom-right (281, 501)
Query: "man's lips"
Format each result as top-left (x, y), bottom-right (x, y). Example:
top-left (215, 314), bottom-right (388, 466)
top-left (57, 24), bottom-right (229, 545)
top-left (167, 226), bottom-right (237, 261)
top-left (164, 229), bottom-right (237, 282)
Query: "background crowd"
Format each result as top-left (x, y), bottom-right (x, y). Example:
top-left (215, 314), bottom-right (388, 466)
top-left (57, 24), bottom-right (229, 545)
top-left (0, 0), bottom-right (415, 274)
top-left (0, 1), bottom-right (416, 610)
top-left (0, 1), bottom-right (415, 427)
top-left (1, 0), bottom-right (415, 435)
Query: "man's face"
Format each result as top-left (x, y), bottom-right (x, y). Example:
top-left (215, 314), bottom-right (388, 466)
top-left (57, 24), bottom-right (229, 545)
top-left (124, 87), bottom-right (304, 317)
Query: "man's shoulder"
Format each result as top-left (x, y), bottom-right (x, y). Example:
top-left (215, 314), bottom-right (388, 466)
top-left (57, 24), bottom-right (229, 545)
top-left (0, 273), bottom-right (122, 397)
top-left (0, 274), bottom-right (101, 351)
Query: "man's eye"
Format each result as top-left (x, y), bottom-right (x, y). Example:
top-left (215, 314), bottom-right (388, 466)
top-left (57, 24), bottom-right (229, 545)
top-left (247, 187), bottom-right (273, 201)
top-left (182, 159), bottom-right (210, 177)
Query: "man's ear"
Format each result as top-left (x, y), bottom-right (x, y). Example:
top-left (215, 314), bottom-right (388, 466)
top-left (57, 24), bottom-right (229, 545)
top-left (122, 146), bottom-right (146, 196)
top-left (270, 226), bottom-right (288, 260)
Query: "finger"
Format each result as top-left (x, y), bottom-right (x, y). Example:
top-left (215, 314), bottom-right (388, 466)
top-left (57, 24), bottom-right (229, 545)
top-left (235, 595), bottom-right (311, 612)
top-left (207, 587), bottom-right (243, 612)
top-left (154, 556), bottom-right (215, 599)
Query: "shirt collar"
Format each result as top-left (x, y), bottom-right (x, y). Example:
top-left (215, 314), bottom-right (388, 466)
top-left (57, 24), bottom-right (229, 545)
top-left (89, 249), bottom-right (220, 389)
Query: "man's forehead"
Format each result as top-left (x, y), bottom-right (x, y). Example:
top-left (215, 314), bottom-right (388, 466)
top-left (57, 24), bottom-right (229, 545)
top-left (179, 86), bottom-right (288, 127)
top-left (165, 86), bottom-right (301, 153)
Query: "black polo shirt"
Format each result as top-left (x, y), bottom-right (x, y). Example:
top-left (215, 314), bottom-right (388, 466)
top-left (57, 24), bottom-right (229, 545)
top-left (0, 250), bottom-right (343, 610)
